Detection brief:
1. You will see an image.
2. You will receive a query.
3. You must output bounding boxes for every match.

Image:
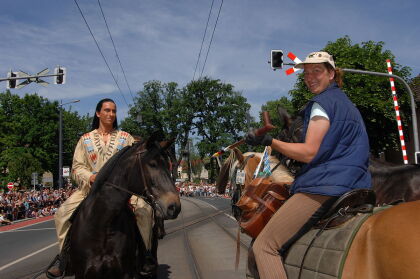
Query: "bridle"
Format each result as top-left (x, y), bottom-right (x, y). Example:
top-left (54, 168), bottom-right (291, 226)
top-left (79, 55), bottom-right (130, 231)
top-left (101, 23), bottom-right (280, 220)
top-left (104, 143), bottom-right (166, 217)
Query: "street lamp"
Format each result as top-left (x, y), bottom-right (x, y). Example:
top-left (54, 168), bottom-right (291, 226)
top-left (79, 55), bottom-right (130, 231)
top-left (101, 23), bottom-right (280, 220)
top-left (59, 99), bottom-right (80, 189)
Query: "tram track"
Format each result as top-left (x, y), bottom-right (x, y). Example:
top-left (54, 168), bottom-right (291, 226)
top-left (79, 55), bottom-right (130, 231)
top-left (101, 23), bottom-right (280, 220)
top-left (159, 197), bottom-right (250, 279)
top-left (180, 197), bottom-right (249, 250)
top-left (180, 199), bottom-right (204, 279)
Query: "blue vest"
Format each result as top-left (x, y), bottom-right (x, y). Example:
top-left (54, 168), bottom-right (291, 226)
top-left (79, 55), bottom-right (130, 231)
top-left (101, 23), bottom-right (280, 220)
top-left (290, 84), bottom-right (371, 196)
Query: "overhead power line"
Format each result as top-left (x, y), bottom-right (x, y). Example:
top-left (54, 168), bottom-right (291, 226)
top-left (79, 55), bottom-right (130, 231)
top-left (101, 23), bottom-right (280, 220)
top-left (73, 0), bottom-right (129, 107)
top-left (199, 0), bottom-right (224, 80)
top-left (97, 0), bottom-right (135, 103)
top-left (192, 0), bottom-right (215, 82)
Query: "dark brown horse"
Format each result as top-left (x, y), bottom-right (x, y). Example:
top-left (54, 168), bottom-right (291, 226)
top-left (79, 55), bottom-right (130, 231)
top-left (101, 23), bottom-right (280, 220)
top-left (67, 132), bottom-right (181, 279)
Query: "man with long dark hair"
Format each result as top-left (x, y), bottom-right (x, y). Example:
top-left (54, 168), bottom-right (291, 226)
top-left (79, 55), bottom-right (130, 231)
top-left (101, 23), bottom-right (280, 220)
top-left (47, 99), bottom-right (155, 278)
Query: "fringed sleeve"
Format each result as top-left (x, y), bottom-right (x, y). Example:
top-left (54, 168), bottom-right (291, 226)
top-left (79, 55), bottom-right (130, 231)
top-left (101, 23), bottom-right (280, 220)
top-left (71, 137), bottom-right (93, 192)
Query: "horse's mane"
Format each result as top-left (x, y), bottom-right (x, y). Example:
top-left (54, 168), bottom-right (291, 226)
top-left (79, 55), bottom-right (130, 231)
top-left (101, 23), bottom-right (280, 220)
top-left (90, 143), bottom-right (140, 195)
top-left (370, 162), bottom-right (420, 177)
top-left (216, 151), bottom-right (236, 194)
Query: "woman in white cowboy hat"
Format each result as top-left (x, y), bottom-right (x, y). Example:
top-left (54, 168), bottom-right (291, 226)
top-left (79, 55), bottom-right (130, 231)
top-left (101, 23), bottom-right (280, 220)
top-left (246, 51), bottom-right (372, 279)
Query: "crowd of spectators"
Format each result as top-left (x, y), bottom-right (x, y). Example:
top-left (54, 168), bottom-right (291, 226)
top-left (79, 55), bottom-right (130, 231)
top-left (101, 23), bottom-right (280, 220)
top-left (0, 182), bottom-right (227, 226)
top-left (177, 182), bottom-right (227, 197)
top-left (0, 187), bottom-right (75, 225)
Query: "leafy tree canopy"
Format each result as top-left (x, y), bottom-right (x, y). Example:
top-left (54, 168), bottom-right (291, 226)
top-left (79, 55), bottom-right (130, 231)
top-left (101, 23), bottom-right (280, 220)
top-left (0, 91), bottom-right (90, 189)
top-left (121, 77), bottom-right (252, 182)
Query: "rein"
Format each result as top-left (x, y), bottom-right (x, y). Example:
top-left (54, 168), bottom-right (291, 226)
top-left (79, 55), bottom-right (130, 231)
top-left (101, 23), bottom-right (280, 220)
top-left (104, 181), bottom-right (148, 200)
top-left (104, 144), bottom-right (165, 216)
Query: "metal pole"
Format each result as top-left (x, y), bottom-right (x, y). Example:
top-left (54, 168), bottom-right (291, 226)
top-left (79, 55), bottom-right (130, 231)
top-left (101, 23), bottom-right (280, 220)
top-left (187, 140), bottom-right (192, 182)
top-left (58, 101), bottom-right (63, 189)
top-left (342, 68), bottom-right (419, 157)
top-left (58, 99), bottom-right (80, 189)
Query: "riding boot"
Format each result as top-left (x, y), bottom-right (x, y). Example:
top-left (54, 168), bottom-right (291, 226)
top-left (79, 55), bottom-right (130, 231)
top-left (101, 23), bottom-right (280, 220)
top-left (139, 250), bottom-right (158, 279)
top-left (46, 254), bottom-right (64, 279)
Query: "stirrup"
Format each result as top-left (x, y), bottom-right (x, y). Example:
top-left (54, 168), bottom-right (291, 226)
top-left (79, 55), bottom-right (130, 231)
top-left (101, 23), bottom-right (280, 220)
top-left (45, 254), bottom-right (64, 279)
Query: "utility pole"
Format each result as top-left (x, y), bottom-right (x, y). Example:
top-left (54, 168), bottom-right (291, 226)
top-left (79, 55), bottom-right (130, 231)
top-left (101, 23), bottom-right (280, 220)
top-left (187, 139), bottom-right (192, 182)
top-left (58, 99), bottom-right (80, 189)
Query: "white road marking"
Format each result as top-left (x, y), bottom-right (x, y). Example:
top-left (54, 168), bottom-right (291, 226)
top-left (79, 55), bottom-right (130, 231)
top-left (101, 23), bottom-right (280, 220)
top-left (0, 228), bottom-right (56, 233)
top-left (0, 242), bottom-right (58, 271)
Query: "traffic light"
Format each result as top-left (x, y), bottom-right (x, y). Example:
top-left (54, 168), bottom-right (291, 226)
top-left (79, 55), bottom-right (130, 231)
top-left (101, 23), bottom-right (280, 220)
top-left (54, 67), bottom-right (66, 84)
top-left (6, 71), bottom-right (18, 89)
top-left (271, 50), bottom-right (284, 69)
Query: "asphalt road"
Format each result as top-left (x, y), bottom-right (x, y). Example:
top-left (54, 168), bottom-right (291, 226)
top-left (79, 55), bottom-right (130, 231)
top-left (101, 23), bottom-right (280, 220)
top-left (0, 218), bottom-right (60, 279)
top-left (0, 196), bottom-right (245, 279)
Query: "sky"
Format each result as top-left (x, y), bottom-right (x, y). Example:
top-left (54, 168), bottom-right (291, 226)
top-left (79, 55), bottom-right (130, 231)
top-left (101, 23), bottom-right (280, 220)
top-left (1, 0), bottom-right (419, 123)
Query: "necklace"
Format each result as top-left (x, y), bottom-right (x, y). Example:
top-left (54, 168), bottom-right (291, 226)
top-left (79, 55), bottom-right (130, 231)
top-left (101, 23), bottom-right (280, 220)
top-left (97, 129), bottom-right (113, 136)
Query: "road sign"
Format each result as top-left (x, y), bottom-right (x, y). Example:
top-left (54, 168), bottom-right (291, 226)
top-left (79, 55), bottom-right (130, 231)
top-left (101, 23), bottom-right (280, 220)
top-left (7, 182), bottom-right (14, 190)
top-left (236, 170), bottom-right (245, 185)
top-left (63, 167), bottom-right (70, 177)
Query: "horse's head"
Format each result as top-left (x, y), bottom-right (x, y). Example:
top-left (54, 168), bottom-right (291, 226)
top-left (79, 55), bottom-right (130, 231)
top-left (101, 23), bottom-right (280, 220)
top-left (277, 106), bottom-right (303, 144)
top-left (276, 106), bottom-right (304, 175)
top-left (216, 148), bottom-right (253, 194)
top-left (133, 132), bottom-right (181, 220)
top-left (109, 133), bottom-right (181, 219)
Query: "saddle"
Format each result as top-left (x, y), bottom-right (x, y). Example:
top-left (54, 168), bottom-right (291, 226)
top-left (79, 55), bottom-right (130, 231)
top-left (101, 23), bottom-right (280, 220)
top-left (317, 188), bottom-right (376, 229)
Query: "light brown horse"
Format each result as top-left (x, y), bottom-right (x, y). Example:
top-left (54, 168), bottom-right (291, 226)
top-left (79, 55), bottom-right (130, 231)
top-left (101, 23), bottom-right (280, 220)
top-left (216, 147), bottom-right (294, 221)
top-left (216, 147), bottom-right (294, 194)
top-left (342, 200), bottom-right (420, 279)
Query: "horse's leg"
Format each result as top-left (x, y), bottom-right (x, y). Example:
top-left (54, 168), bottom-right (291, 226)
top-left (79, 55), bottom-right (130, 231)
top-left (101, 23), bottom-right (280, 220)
top-left (343, 201), bottom-right (420, 279)
top-left (150, 225), bottom-right (159, 277)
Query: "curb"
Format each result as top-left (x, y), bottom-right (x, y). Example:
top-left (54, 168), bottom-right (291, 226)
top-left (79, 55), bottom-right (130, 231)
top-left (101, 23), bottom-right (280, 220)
top-left (0, 215), bottom-right (54, 232)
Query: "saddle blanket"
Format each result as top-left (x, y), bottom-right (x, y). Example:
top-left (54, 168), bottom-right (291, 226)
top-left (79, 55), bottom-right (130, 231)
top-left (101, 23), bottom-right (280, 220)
top-left (284, 206), bottom-right (390, 279)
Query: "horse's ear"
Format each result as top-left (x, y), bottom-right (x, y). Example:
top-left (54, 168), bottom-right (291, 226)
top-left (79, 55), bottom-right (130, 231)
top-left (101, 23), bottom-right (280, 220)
top-left (277, 106), bottom-right (292, 129)
top-left (146, 130), bottom-right (165, 149)
top-left (159, 138), bottom-right (175, 150)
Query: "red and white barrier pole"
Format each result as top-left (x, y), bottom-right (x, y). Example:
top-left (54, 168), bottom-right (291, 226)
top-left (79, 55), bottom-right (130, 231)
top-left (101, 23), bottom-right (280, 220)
top-left (386, 59), bottom-right (408, 164)
top-left (285, 52), bottom-right (302, 75)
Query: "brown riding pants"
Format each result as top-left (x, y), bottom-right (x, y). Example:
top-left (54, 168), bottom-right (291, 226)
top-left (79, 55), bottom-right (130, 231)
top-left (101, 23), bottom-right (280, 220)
top-left (252, 192), bottom-right (336, 279)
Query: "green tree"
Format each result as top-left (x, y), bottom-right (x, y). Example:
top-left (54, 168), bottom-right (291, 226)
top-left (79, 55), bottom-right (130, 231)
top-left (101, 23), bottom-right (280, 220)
top-left (0, 92), bottom-right (58, 187)
top-left (62, 110), bottom-right (92, 167)
top-left (121, 78), bottom-right (252, 182)
top-left (186, 78), bottom-right (251, 157)
top-left (120, 80), bottom-right (187, 180)
top-left (1, 147), bottom-right (42, 187)
top-left (288, 36), bottom-right (412, 154)
top-left (0, 91), bottom-right (91, 188)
